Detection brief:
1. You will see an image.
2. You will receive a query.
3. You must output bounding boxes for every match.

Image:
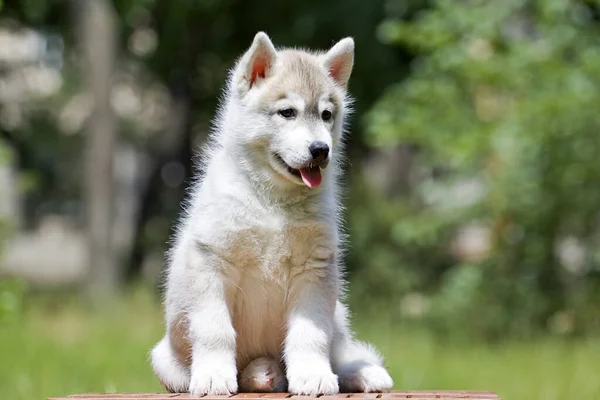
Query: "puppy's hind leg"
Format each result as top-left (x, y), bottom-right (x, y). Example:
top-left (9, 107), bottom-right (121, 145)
top-left (239, 357), bottom-right (287, 393)
top-left (150, 336), bottom-right (191, 393)
top-left (331, 302), bottom-right (393, 393)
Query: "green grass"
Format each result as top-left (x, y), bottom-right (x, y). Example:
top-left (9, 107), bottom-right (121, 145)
top-left (1, 289), bottom-right (599, 400)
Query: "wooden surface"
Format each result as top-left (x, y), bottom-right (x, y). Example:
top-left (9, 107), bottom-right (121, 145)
top-left (49, 391), bottom-right (501, 400)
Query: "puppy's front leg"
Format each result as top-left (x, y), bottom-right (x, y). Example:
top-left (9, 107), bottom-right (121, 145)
top-left (186, 260), bottom-right (238, 395)
top-left (285, 276), bottom-right (339, 396)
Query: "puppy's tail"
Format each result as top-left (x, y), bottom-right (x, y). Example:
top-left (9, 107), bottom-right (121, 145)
top-left (150, 336), bottom-right (191, 393)
top-left (331, 301), bottom-right (393, 392)
top-left (331, 301), bottom-right (384, 365)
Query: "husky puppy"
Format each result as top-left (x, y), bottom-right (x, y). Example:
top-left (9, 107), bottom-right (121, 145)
top-left (150, 32), bottom-right (393, 396)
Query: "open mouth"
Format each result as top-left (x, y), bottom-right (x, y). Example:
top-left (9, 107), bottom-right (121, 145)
top-left (274, 153), bottom-right (301, 179)
top-left (273, 153), bottom-right (323, 188)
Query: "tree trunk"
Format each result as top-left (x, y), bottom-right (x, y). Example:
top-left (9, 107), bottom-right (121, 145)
top-left (125, 82), bottom-right (194, 283)
top-left (77, 0), bottom-right (119, 302)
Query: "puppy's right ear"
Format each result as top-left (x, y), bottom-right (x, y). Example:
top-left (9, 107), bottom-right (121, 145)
top-left (234, 32), bottom-right (277, 95)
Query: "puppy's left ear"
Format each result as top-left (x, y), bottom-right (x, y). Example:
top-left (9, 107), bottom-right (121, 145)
top-left (235, 32), bottom-right (277, 95)
top-left (322, 37), bottom-right (354, 88)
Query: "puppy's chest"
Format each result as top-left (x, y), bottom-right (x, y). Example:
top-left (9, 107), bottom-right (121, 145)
top-left (223, 213), bottom-right (335, 365)
top-left (223, 212), bottom-right (335, 275)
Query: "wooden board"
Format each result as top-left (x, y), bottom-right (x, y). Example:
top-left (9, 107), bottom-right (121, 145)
top-left (49, 391), bottom-right (501, 400)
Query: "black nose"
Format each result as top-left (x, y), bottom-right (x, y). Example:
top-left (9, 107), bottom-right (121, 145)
top-left (309, 141), bottom-right (329, 163)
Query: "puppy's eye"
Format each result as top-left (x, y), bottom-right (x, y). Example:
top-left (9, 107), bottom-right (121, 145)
top-left (278, 108), bottom-right (296, 119)
top-left (321, 110), bottom-right (332, 121)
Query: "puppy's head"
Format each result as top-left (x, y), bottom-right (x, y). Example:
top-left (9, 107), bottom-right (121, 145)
top-left (228, 32), bottom-right (354, 190)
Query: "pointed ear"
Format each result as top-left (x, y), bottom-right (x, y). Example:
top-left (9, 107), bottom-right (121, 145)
top-left (236, 32), bottom-right (277, 93)
top-left (322, 37), bottom-right (354, 88)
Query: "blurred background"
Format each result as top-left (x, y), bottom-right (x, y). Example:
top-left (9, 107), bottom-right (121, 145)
top-left (1, 0), bottom-right (600, 399)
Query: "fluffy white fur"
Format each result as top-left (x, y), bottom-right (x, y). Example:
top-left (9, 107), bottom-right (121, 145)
top-left (150, 32), bottom-right (393, 396)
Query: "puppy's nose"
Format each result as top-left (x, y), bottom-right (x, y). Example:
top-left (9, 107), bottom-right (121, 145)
top-left (309, 141), bottom-right (329, 163)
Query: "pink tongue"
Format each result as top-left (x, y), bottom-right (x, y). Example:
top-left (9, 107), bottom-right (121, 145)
top-left (299, 166), bottom-right (322, 188)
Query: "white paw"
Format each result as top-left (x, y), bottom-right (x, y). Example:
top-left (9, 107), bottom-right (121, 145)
top-left (339, 364), bottom-right (393, 393)
top-left (239, 357), bottom-right (287, 392)
top-left (189, 363), bottom-right (238, 395)
top-left (287, 363), bottom-right (339, 396)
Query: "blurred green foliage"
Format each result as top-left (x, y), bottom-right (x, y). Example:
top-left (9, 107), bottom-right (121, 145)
top-left (359, 0), bottom-right (600, 338)
top-left (0, 278), bottom-right (26, 324)
top-left (0, 141), bottom-right (25, 324)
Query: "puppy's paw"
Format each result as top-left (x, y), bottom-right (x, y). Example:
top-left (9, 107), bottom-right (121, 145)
top-left (287, 362), bottom-right (339, 396)
top-left (339, 364), bottom-right (393, 393)
top-left (189, 362), bottom-right (238, 395)
top-left (239, 357), bottom-right (287, 392)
